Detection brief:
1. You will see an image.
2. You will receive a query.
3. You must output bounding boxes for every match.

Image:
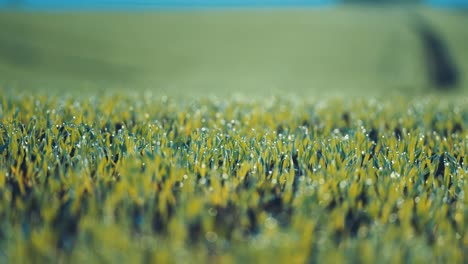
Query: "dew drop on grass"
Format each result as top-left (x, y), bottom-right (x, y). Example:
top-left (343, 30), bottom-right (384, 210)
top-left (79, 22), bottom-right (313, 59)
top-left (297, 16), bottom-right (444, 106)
top-left (339, 181), bottom-right (347, 189)
top-left (390, 171), bottom-right (400, 179)
top-left (208, 208), bottom-right (217, 217)
top-left (265, 217), bottom-right (277, 230)
top-left (389, 213), bottom-right (398, 223)
top-left (396, 198), bottom-right (404, 208)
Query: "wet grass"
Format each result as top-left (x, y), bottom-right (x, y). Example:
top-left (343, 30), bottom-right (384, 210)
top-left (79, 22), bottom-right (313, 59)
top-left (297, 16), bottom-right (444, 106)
top-left (0, 6), bottom-right (467, 263)
top-left (0, 93), bottom-right (466, 263)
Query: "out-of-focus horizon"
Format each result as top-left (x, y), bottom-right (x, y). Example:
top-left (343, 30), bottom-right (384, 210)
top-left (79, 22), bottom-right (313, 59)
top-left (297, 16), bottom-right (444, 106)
top-left (0, 0), bottom-right (468, 9)
top-left (0, 0), bottom-right (467, 97)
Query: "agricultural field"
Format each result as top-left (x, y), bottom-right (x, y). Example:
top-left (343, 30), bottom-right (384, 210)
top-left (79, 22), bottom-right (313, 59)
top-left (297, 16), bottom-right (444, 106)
top-left (0, 6), bottom-right (467, 264)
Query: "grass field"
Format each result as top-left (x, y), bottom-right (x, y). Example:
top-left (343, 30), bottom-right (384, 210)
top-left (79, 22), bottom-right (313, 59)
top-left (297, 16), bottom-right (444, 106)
top-left (0, 94), bottom-right (466, 263)
top-left (0, 6), bottom-right (467, 264)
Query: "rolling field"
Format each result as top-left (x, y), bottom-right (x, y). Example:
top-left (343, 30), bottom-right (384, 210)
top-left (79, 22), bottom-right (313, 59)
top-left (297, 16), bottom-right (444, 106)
top-left (0, 7), bottom-right (467, 96)
top-left (0, 6), bottom-right (467, 264)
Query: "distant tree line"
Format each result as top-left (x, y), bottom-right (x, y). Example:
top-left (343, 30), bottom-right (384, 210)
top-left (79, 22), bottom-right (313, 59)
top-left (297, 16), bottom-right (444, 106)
top-left (5, 0), bottom-right (425, 6)
top-left (342, 0), bottom-right (422, 3)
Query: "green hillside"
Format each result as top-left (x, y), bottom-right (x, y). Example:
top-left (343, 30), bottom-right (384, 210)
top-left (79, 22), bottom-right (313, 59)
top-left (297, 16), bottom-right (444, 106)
top-left (0, 7), bottom-right (467, 97)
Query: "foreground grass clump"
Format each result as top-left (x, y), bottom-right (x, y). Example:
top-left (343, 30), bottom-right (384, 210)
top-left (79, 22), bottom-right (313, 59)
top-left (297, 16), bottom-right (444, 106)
top-left (0, 94), bottom-right (466, 263)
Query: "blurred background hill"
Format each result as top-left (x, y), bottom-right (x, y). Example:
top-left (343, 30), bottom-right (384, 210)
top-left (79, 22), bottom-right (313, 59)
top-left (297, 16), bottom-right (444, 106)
top-left (0, 0), bottom-right (467, 97)
top-left (1, 0), bottom-right (467, 9)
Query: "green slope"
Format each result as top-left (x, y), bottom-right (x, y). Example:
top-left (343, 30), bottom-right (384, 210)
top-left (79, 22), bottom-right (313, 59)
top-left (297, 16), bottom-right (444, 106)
top-left (0, 7), bottom-right (467, 96)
